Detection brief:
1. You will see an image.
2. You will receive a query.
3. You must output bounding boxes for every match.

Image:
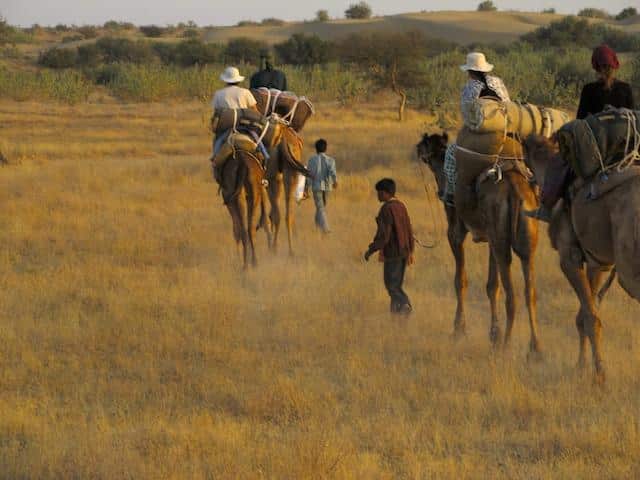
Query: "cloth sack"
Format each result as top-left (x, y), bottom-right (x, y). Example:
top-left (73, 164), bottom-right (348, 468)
top-left (252, 88), bottom-right (314, 132)
top-left (466, 98), bottom-right (570, 138)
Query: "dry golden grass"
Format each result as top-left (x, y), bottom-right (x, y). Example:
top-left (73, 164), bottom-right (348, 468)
top-left (1, 100), bottom-right (640, 479)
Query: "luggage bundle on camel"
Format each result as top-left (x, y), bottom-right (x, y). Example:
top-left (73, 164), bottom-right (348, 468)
top-left (251, 87), bottom-right (314, 132)
top-left (211, 108), bottom-right (286, 187)
top-left (466, 98), bottom-right (570, 139)
top-left (557, 108), bottom-right (640, 179)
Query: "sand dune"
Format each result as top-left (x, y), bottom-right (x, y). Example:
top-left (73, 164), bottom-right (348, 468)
top-left (204, 11), bottom-right (640, 46)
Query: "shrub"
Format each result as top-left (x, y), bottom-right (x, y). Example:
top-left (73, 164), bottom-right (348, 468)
top-left (224, 37), bottom-right (268, 64)
top-left (78, 25), bottom-right (98, 39)
top-left (139, 25), bottom-right (165, 38)
top-left (77, 42), bottom-right (102, 66)
top-left (275, 34), bottom-right (333, 65)
top-left (0, 67), bottom-right (90, 103)
top-left (38, 47), bottom-right (78, 68)
top-left (616, 7), bottom-right (638, 20)
top-left (173, 39), bottom-right (224, 66)
top-left (542, 8), bottom-right (556, 14)
top-left (182, 28), bottom-right (199, 39)
top-left (95, 37), bottom-right (156, 63)
top-left (577, 8), bottom-right (610, 19)
top-left (522, 16), bottom-right (640, 52)
top-left (345, 2), bottom-right (372, 19)
top-left (103, 20), bottom-right (135, 31)
top-left (316, 10), bottom-right (330, 22)
top-left (62, 34), bottom-right (83, 43)
top-left (236, 20), bottom-right (260, 27)
top-left (477, 1), bottom-right (497, 12)
top-left (54, 24), bottom-right (71, 32)
top-left (261, 18), bottom-right (286, 26)
top-left (0, 16), bottom-right (18, 45)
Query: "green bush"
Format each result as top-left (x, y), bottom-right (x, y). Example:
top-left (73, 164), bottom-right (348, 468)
top-left (316, 10), bottom-right (330, 22)
top-left (182, 28), bottom-right (199, 39)
top-left (275, 34), bottom-right (334, 65)
top-left (577, 8), bottom-right (610, 19)
top-left (173, 39), bottom-right (224, 66)
top-left (236, 20), bottom-right (259, 27)
top-left (522, 16), bottom-right (640, 52)
top-left (38, 47), bottom-right (78, 68)
top-left (616, 7), bottom-right (638, 20)
top-left (139, 25), bottom-right (165, 38)
top-left (477, 1), bottom-right (498, 12)
top-left (224, 38), bottom-right (269, 64)
top-left (62, 34), bottom-right (83, 43)
top-left (78, 25), bottom-right (98, 39)
top-left (94, 37), bottom-right (156, 63)
top-left (345, 2), bottom-right (372, 19)
top-left (261, 18), bottom-right (286, 26)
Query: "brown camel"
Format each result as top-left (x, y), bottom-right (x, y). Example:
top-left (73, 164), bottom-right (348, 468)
top-left (266, 127), bottom-right (310, 256)
top-left (524, 135), bottom-right (640, 382)
top-left (219, 149), bottom-right (272, 269)
top-left (417, 133), bottom-right (542, 355)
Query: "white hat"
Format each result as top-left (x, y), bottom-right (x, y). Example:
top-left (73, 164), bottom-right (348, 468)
top-left (220, 66), bottom-right (245, 83)
top-left (460, 52), bottom-right (494, 73)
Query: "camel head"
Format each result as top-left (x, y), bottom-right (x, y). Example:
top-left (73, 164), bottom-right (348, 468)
top-left (523, 134), bottom-right (560, 189)
top-left (417, 132), bottom-right (449, 199)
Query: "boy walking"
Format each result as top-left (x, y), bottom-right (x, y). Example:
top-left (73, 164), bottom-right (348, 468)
top-left (364, 178), bottom-right (415, 315)
top-left (306, 139), bottom-right (337, 233)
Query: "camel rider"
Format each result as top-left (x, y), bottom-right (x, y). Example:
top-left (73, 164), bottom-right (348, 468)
top-left (250, 53), bottom-right (288, 91)
top-left (442, 53), bottom-right (511, 205)
top-left (524, 45), bottom-right (635, 222)
top-left (210, 66), bottom-right (259, 162)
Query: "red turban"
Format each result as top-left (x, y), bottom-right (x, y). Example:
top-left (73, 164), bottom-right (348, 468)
top-left (591, 45), bottom-right (620, 71)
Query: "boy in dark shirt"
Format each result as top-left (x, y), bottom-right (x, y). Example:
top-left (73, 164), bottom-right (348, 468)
top-left (364, 178), bottom-right (415, 315)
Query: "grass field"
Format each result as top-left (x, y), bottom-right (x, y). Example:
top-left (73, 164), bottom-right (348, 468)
top-left (1, 100), bottom-right (640, 478)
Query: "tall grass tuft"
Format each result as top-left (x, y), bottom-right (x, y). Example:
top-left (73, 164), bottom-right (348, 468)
top-left (0, 67), bottom-right (90, 104)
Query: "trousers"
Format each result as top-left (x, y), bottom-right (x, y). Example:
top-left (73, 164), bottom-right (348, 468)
top-left (384, 258), bottom-right (411, 312)
top-left (312, 190), bottom-right (330, 232)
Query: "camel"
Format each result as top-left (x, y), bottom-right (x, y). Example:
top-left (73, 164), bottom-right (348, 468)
top-left (417, 132), bottom-right (542, 355)
top-left (219, 149), bottom-right (272, 269)
top-left (266, 127), bottom-right (310, 256)
top-left (524, 135), bottom-right (640, 382)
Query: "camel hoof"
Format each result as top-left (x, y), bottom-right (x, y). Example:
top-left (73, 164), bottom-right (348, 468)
top-left (489, 326), bottom-right (503, 347)
top-left (450, 329), bottom-right (466, 342)
top-left (526, 349), bottom-right (544, 364)
top-left (593, 365), bottom-right (606, 385)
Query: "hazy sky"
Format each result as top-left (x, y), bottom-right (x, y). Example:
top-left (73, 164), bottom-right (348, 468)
top-left (2, 0), bottom-right (635, 27)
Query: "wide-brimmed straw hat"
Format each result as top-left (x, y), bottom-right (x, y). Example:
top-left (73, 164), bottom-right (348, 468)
top-left (460, 52), bottom-right (494, 73)
top-left (220, 66), bottom-right (245, 83)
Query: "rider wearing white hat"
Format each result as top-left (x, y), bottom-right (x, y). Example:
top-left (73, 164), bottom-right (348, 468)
top-left (211, 66), bottom-right (257, 113)
top-left (460, 52), bottom-right (510, 123)
top-left (209, 67), bottom-right (259, 161)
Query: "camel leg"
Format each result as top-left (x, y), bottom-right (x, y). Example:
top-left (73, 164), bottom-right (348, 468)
top-left (447, 215), bottom-right (468, 338)
top-left (268, 174), bottom-right (283, 253)
top-left (247, 182), bottom-right (261, 268)
top-left (560, 257), bottom-right (604, 382)
top-left (495, 248), bottom-right (516, 349)
top-left (228, 194), bottom-right (249, 270)
top-left (487, 248), bottom-right (501, 347)
top-left (520, 252), bottom-right (542, 356)
top-left (260, 184), bottom-right (273, 249)
top-left (284, 171), bottom-right (297, 257)
top-left (588, 265), bottom-right (614, 306)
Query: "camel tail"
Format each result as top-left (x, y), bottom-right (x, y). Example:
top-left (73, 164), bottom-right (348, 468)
top-left (509, 184), bottom-right (521, 246)
top-left (222, 157), bottom-right (246, 205)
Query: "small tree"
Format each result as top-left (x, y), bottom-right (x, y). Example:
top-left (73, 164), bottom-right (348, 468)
top-left (316, 10), bottom-right (330, 22)
top-left (577, 8), bottom-right (610, 19)
top-left (616, 7), bottom-right (638, 20)
top-left (339, 31), bottom-right (431, 120)
top-left (345, 2), bottom-right (372, 19)
top-left (224, 37), bottom-right (269, 65)
top-left (139, 25), bottom-right (164, 37)
top-left (477, 1), bottom-right (497, 12)
top-left (38, 47), bottom-right (78, 68)
top-left (274, 33), bottom-right (333, 65)
top-left (542, 8), bottom-right (556, 14)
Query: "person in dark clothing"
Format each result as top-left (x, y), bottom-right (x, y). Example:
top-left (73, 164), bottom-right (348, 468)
top-left (250, 54), bottom-right (288, 91)
top-left (364, 178), bottom-right (415, 315)
top-left (525, 44), bottom-right (635, 222)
